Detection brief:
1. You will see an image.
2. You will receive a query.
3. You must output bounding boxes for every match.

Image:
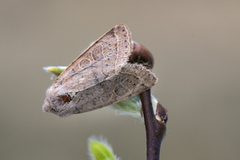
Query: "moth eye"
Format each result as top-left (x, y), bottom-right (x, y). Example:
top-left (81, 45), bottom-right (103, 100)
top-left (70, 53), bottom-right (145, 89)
top-left (54, 94), bottom-right (72, 106)
top-left (60, 94), bottom-right (71, 103)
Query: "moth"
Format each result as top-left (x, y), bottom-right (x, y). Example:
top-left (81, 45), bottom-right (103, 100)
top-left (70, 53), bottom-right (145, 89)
top-left (42, 24), bottom-right (157, 117)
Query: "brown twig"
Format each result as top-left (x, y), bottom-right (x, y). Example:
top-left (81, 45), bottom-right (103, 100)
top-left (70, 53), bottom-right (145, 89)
top-left (130, 43), bottom-right (168, 160)
top-left (140, 90), bottom-right (167, 160)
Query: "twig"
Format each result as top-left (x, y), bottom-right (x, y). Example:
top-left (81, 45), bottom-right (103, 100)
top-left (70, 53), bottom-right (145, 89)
top-left (130, 43), bottom-right (168, 160)
top-left (140, 90), bottom-right (167, 160)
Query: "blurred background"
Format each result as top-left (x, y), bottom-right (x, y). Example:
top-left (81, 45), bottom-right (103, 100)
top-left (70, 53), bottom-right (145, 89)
top-left (1, 0), bottom-right (239, 160)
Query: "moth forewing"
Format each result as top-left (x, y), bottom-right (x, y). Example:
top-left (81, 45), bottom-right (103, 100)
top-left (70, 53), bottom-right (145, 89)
top-left (42, 24), bottom-right (157, 117)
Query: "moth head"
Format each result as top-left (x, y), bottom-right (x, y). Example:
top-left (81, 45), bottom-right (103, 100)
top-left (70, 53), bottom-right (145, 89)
top-left (42, 91), bottom-right (72, 117)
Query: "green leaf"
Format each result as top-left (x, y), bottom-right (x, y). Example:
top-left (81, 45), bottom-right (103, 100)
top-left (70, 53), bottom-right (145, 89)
top-left (108, 95), bottom-right (144, 122)
top-left (43, 66), bottom-right (67, 76)
top-left (88, 136), bottom-right (119, 160)
top-left (109, 94), bottom-right (158, 122)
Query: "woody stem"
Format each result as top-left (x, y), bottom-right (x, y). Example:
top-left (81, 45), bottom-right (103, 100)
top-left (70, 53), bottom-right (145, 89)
top-left (140, 89), bottom-right (167, 160)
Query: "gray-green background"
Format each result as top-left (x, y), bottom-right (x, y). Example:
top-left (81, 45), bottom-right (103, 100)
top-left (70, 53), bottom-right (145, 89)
top-left (1, 1), bottom-right (239, 160)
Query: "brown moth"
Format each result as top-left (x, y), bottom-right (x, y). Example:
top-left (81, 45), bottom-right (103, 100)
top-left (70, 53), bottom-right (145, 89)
top-left (42, 24), bottom-right (157, 117)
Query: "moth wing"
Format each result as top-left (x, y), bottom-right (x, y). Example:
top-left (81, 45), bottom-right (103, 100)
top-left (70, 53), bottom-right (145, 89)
top-left (52, 24), bottom-right (132, 95)
top-left (69, 63), bottom-right (157, 115)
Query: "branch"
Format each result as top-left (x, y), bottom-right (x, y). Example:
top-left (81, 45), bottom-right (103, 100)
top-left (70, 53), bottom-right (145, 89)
top-left (130, 43), bottom-right (168, 160)
top-left (140, 90), bottom-right (167, 160)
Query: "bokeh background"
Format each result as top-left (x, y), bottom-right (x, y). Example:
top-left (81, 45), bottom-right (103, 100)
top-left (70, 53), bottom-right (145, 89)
top-left (1, 1), bottom-right (239, 160)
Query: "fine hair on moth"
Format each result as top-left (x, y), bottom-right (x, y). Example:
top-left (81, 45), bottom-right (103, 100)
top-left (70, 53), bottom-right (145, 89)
top-left (42, 24), bottom-right (158, 117)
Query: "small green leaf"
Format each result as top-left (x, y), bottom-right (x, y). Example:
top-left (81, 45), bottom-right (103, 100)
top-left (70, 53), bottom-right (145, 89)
top-left (108, 95), bottom-right (144, 121)
top-left (109, 94), bottom-right (158, 122)
top-left (43, 66), bottom-right (67, 76)
top-left (88, 136), bottom-right (119, 160)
